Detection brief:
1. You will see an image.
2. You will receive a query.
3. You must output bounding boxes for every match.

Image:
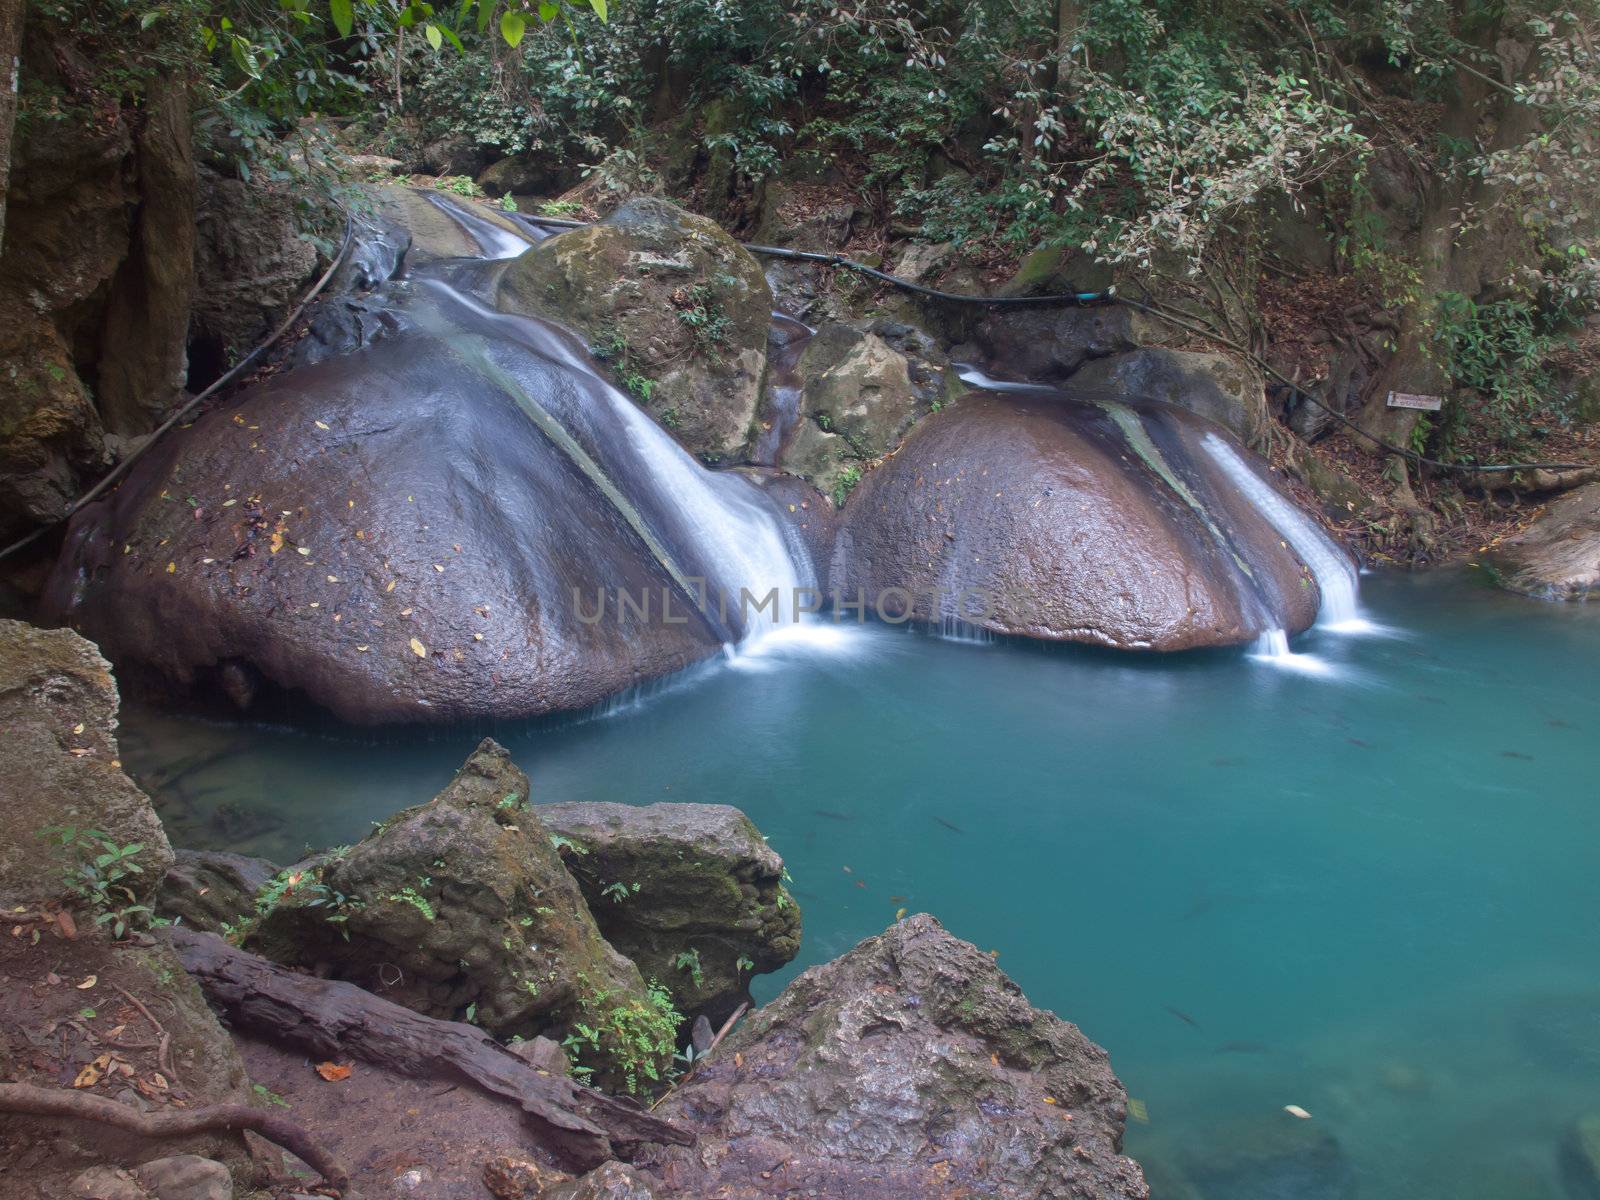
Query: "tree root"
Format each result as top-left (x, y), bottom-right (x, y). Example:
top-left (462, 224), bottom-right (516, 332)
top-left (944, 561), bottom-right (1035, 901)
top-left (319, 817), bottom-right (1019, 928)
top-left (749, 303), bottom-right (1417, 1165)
top-left (0, 1082), bottom-right (349, 1195)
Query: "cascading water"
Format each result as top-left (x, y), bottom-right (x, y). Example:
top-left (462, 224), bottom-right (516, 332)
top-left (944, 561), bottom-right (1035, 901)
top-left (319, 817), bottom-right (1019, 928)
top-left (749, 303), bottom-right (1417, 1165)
top-left (1200, 432), bottom-right (1368, 655)
top-left (413, 270), bottom-right (816, 643)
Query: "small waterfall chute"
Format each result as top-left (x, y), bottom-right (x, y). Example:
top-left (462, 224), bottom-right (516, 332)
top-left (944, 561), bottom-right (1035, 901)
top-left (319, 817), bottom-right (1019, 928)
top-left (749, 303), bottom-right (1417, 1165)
top-left (1201, 432), bottom-right (1366, 635)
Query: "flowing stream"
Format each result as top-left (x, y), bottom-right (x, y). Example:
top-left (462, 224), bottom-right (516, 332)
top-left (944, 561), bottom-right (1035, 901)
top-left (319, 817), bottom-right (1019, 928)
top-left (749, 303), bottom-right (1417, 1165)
top-left (120, 571), bottom-right (1600, 1200)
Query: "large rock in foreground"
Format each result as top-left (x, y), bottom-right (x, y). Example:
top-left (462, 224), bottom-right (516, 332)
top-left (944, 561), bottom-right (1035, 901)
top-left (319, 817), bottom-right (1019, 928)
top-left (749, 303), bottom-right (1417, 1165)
top-left (498, 197), bottom-right (771, 463)
top-left (0, 621), bottom-right (172, 909)
top-left (540, 802), bottom-right (800, 1023)
top-left (639, 914), bottom-right (1147, 1199)
top-left (1486, 481), bottom-right (1600, 599)
top-left (830, 395), bottom-right (1319, 649)
top-left (248, 740), bottom-right (672, 1089)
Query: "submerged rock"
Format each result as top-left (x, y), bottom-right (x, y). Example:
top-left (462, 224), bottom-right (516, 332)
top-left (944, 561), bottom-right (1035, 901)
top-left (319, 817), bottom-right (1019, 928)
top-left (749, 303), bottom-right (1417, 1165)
top-left (498, 197), bottom-right (771, 462)
top-left (539, 802), bottom-right (800, 1022)
top-left (1486, 481), bottom-right (1600, 600)
top-left (246, 740), bottom-right (668, 1088)
top-left (639, 913), bottom-right (1147, 1198)
top-left (1178, 1114), bottom-right (1356, 1200)
top-left (830, 395), bottom-right (1319, 649)
top-left (1561, 1114), bottom-right (1600, 1200)
top-left (0, 621), bottom-right (172, 909)
top-left (542, 1162), bottom-right (660, 1200)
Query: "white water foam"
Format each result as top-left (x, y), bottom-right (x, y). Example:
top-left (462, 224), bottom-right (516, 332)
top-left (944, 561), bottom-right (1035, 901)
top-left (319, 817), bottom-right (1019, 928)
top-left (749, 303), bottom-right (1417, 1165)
top-left (1201, 433), bottom-right (1367, 633)
top-left (1247, 627), bottom-right (1334, 674)
top-left (952, 362), bottom-right (1061, 395)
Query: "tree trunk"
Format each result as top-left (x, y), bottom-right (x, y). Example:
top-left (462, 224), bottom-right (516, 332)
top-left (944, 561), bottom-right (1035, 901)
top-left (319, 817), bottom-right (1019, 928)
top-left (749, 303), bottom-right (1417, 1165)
top-left (164, 928), bottom-right (693, 1173)
top-left (1357, 19), bottom-right (1541, 451)
top-left (0, 0), bottom-right (22, 257)
top-left (1054, 0), bottom-right (1081, 90)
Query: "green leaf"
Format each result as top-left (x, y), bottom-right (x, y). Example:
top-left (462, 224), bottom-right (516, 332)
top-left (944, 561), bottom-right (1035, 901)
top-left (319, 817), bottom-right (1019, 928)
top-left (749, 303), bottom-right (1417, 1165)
top-left (475, 0), bottom-right (493, 32)
top-left (438, 22), bottom-right (463, 49)
top-left (499, 8), bottom-right (526, 45)
top-left (538, 0), bottom-right (558, 18)
top-left (588, 0), bottom-right (606, 20)
top-left (329, 0), bottom-right (353, 36)
top-left (424, 21), bottom-right (442, 48)
top-left (140, 11), bottom-right (160, 30)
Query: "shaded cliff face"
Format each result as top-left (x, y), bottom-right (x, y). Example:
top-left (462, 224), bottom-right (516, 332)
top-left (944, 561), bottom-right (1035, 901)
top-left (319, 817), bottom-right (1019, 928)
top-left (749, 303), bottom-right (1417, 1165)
top-left (829, 393), bottom-right (1321, 650)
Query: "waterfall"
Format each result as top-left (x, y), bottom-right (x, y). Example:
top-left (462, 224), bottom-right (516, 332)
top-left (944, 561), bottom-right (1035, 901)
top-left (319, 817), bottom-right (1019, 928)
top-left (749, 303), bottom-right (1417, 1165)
top-left (423, 193), bottom-right (537, 260)
top-left (604, 398), bottom-right (813, 634)
top-left (417, 274), bottom-right (814, 641)
top-left (1200, 433), bottom-right (1365, 637)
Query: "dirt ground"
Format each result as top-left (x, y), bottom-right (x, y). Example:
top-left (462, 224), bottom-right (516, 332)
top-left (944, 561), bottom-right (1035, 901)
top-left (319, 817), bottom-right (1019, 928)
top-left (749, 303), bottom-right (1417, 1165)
top-left (0, 918), bottom-right (574, 1200)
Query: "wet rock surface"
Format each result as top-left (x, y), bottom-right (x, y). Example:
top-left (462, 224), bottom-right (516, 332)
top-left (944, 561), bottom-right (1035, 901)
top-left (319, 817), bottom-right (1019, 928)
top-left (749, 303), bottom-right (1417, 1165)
top-left (539, 801), bottom-right (800, 1022)
top-left (1486, 481), bottom-right (1600, 600)
top-left (41, 311), bottom-right (725, 724)
top-left (247, 740), bottom-right (660, 1056)
top-left (498, 196), bottom-right (771, 462)
top-left (830, 395), bottom-right (1318, 649)
top-left (0, 621), bottom-right (172, 908)
top-left (637, 913), bottom-right (1148, 1199)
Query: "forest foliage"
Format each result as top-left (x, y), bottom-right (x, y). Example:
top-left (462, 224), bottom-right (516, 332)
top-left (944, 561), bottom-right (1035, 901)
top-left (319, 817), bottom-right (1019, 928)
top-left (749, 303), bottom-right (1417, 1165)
top-left (17, 0), bottom-right (1600, 461)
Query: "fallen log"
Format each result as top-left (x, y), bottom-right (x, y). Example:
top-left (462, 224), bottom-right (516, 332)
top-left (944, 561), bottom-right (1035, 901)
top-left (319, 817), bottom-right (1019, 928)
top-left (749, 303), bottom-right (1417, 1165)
top-left (0, 1082), bottom-right (348, 1194)
top-left (163, 928), bottom-right (692, 1171)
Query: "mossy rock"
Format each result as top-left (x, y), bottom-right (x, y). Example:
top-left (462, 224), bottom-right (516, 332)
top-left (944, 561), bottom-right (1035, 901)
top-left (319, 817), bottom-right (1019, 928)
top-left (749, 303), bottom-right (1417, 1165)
top-left (497, 196), bottom-right (771, 461)
top-left (539, 801), bottom-right (799, 1024)
top-left (246, 740), bottom-right (667, 1089)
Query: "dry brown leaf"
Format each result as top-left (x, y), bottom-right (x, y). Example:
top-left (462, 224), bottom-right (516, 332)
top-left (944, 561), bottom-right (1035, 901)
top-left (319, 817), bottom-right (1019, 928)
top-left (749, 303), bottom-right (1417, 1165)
top-left (409, 638), bottom-right (427, 658)
top-left (73, 1064), bottom-right (101, 1089)
top-left (315, 1061), bottom-right (353, 1082)
top-left (76, 975), bottom-right (97, 989)
top-left (56, 910), bottom-right (77, 940)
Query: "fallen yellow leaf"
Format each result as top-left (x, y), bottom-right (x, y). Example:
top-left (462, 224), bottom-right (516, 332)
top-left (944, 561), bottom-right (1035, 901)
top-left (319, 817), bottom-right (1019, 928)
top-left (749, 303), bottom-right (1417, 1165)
top-left (76, 975), bottom-right (97, 989)
top-left (73, 1064), bottom-right (101, 1088)
top-left (315, 420), bottom-right (330, 430)
top-left (166, 562), bottom-right (175, 574)
top-left (410, 638), bottom-right (427, 658)
top-left (296, 546), bottom-right (311, 556)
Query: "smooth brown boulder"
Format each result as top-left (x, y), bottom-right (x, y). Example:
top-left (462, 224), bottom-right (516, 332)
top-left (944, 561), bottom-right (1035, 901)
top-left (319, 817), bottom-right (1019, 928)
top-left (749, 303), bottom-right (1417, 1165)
top-left (829, 394), bottom-right (1319, 649)
top-left (40, 325), bottom-right (726, 724)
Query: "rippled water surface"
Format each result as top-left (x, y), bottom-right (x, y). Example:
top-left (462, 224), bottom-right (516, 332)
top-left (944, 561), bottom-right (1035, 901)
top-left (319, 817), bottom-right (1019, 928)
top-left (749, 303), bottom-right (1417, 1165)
top-left (122, 570), bottom-right (1600, 1200)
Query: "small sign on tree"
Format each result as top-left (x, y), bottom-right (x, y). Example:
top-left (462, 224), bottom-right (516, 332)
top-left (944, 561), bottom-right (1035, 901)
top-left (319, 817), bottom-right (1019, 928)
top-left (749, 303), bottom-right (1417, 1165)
top-left (1386, 391), bottom-right (1444, 411)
